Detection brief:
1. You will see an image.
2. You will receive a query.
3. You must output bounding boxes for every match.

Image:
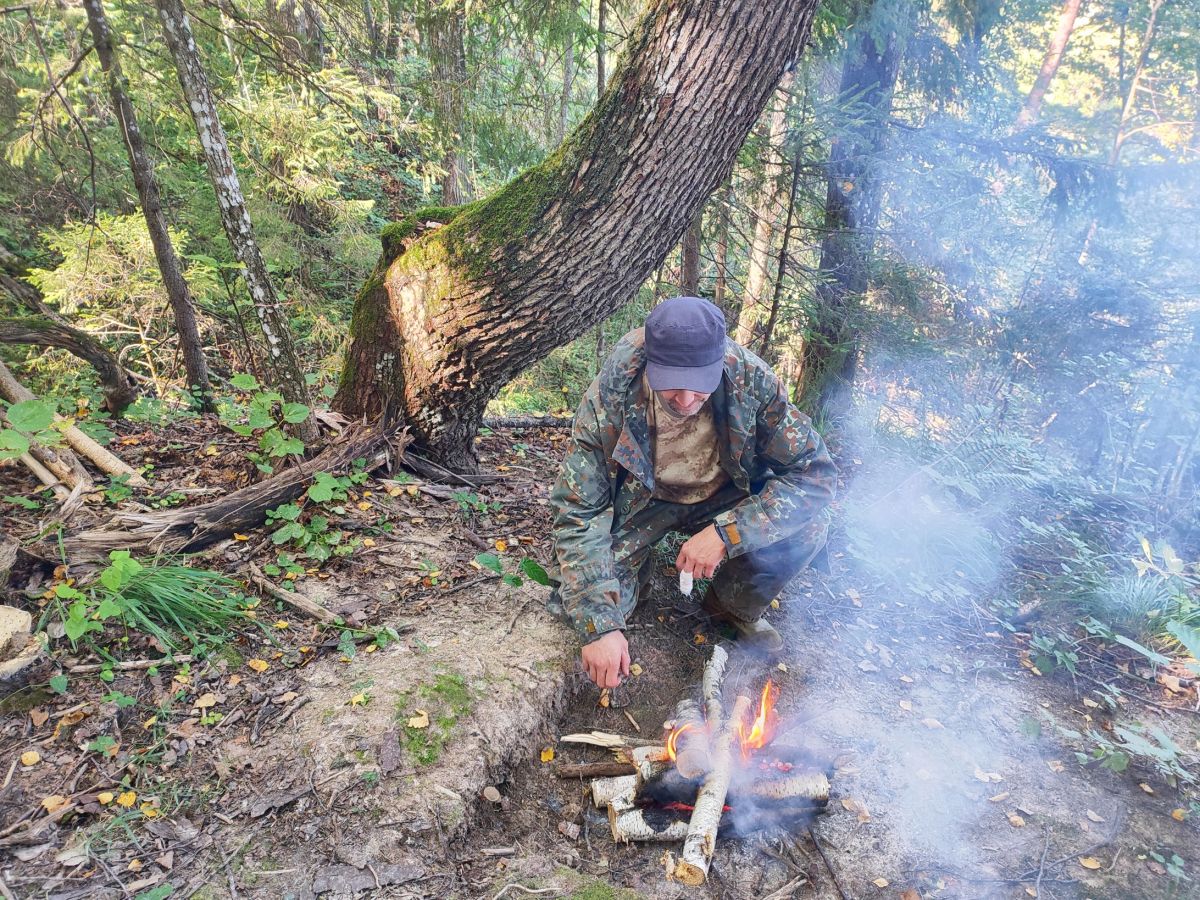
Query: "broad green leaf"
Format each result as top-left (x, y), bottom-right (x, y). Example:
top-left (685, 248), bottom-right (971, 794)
top-left (1109, 633), bottom-right (1171, 667)
top-left (6, 399), bottom-right (55, 433)
top-left (281, 402), bottom-right (310, 424)
top-left (0, 428), bottom-right (30, 459)
top-left (475, 553), bottom-right (503, 574)
top-left (230, 373), bottom-right (259, 391)
top-left (1166, 621), bottom-right (1200, 674)
top-left (49, 673), bottom-right (68, 694)
top-left (519, 558), bottom-right (550, 586)
top-left (100, 551), bottom-right (142, 592)
top-left (96, 596), bottom-right (123, 620)
top-left (1160, 544), bottom-right (1184, 576)
top-left (308, 472), bottom-right (340, 503)
top-left (502, 573), bottom-right (522, 587)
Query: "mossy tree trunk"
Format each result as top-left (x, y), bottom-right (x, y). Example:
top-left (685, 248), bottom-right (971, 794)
top-left (335, 0), bottom-right (820, 472)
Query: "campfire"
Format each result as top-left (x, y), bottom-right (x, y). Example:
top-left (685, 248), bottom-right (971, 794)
top-left (580, 645), bottom-right (831, 885)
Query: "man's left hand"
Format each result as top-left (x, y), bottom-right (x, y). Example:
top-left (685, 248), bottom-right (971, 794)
top-left (676, 524), bottom-right (727, 580)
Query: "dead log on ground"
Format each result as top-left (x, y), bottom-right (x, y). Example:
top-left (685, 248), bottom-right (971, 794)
top-left (248, 563), bottom-right (339, 625)
top-left (64, 425), bottom-right (407, 559)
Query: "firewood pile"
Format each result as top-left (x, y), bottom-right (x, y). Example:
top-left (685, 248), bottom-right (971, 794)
top-left (562, 644), bottom-right (833, 885)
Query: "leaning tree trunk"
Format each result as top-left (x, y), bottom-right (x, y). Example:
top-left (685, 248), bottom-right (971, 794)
top-left (1014, 0), bottom-right (1083, 131)
top-left (83, 0), bottom-right (214, 412)
top-left (800, 8), bottom-right (905, 412)
top-left (335, 0), bottom-right (820, 471)
top-left (734, 71), bottom-right (795, 347)
top-left (153, 0), bottom-right (316, 442)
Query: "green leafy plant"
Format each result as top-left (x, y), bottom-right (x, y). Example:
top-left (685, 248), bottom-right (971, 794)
top-left (218, 374), bottom-right (310, 473)
top-left (453, 490), bottom-right (502, 518)
top-left (52, 551), bottom-right (243, 651)
top-left (103, 474), bottom-right (134, 505)
top-left (266, 502), bottom-right (355, 562)
top-left (474, 552), bottom-right (550, 589)
top-left (0, 399), bottom-right (62, 461)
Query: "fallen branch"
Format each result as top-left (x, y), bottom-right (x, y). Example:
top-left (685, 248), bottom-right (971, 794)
top-left (247, 563), bottom-right (339, 625)
top-left (16, 451), bottom-right (69, 500)
top-left (68, 655), bottom-right (192, 674)
top-left (555, 760), bottom-right (636, 779)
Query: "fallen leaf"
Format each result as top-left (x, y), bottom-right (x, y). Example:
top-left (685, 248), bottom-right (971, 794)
top-left (540, 747), bottom-right (555, 763)
top-left (693, 633), bottom-right (706, 645)
top-left (407, 710), bottom-right (430, 728)
top-left (20, 751), bottom-right (40, 766)
top-left (494, 539), bottom-right (508, 552)
top-left (233, 533), bottom-right (250, 541)
top-left (193, 693), bottom-right (218, 710)
top-left (598, 689), bottom-right (611, 708)
top-left (859, 660), bottom-right (880, 673)
top-left (98, 791), bottom-right (114, 805)
top-left (127, 858), bottom-right (143, 872)
top-left (974, 768), bottom-right (1003, 783)
top-left (1171, 808), bottom-right (1187, 822)
top-left (357, 501), bottom-right (372, 511)
top-left (872, 878), bottom-right (889, 888)
top-left (1083, 697), bottom-right (1099, 708)
top-left (1078, 857), bottom-right (1102, 870)
top-left (362, 537), bottom-right (376, 547)
top-left (387, 486), bottom-right (402, 496)
top-left (1160, 674), bottom-right (1183, 693)
top-left (840, 797), bottom-right (870, 823)
top-left (900, 891), bottom-right (921, 900)
top-left (846, 588), bottom-right (862, 607)
top-left (1139, 782), bottom-right (1154, 795)
top-left (899, 700), bottom-right (913, 711)
top-left (350, 693), bottom-right (370, 707)
top-left (1008, 812), bottom-right (1026, 827)
top-left (1086, 809), bottom-right (1104, 823)
top-left (989, 791), bottom-right (1010, 803)
top-left (630, 663), bottom-right (643, 676)
top-left (247, 659), bottom-right (269, 673)
top-left (41, 795), bottom-right (69, 813)
top-left (921, 718), bottom-right (944, 729)
top-left (116, 791), bottom-right (137, 808)
top-left (273, 620), bottom-right (290, 629)
top-left (899, 675), bottom-right (914, 683)
top-left (30, 708), bottom-right (49, 728)
top-left (142, 715), bottom-right (157, 728)
top-left (1046, 760), bottom-right (1064, 773)
top-left (770, 598), bottom-right (780, 609)
top-left (140, 803), bottom-right (159, 818)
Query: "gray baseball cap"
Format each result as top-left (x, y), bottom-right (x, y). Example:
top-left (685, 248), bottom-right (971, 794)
top-left (644, 296), bottom-right (727, 393)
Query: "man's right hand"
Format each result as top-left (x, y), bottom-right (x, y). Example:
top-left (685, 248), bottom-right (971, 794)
top-left (581, 630), bottom-right (630, 688)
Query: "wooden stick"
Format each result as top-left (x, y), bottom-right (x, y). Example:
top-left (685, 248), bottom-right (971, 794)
top-left (590, 774), bottom-right (637, 808)
top-left (745, 771), bottom-right (830, 803)
top-left (17, 452), bottom-right (69, 499)
top-left (555, 761), bottom-right (636, 779)
top-left (247, 563), bottom-right (340, 625)
top-left (673, 693), bottom-right (752, 886)
top-left (68, 655), bottom-right (192, 674)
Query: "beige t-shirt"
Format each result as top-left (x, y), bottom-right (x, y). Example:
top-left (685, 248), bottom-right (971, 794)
top-left (647, 377), bottom-right (730, 505)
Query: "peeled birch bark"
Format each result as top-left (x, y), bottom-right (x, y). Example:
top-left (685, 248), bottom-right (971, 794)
top-left (673, 693), bottom-right (751, 885)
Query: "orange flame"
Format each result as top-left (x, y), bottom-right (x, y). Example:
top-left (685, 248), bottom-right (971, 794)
top-left (738, 679), bottom-right (777, 756)
top-left (666, 723), bottom-right (693, 762)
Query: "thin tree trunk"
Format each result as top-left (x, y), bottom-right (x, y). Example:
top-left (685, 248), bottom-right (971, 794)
top-left (596, 0), bottom-right (607, 97)
top-left (1014, 0), bottom-right (1083, 130)
top-left (1078, 0), bottom-right (1166, 263)
top-left (83, 0), bottom-right (214, 412)
top-left (425, 0), bottom-right (468, 204)
top-left (559, 21), bottom-right (575, 143)
top-left (801, 7), bottom-right (905, 411)
top-left (758, 136), bottom-right (802, 358)
top-left (335, 0), bottom-right (821, 470)
top-left (734, 71), bottom-right (794, 346)
top-left (680, 210), bottom-right (702, 296)
top-left (712, 180), bottom-right (732, 313)
top-left (153, 0), bottom-right (316, 442)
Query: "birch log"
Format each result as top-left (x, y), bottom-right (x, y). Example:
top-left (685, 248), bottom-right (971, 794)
top-left (673, 693), bottom-right (751, 885)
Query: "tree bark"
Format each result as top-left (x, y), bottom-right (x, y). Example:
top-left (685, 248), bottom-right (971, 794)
top-left (596, 0), bottom-right (607, 97)
top-left (800, 10), bottom-right (905, 411)
top-left (153, 0), bottom-right (316, 441)
top-left (734, 71), bottom-right (795, 346)
top-left (0, 317), bottom-right (137, 414)
top-left (712, 180), bottom-right (732, 313)
top-left (335, 0), bottom-right (820, 471)
top-left (680, 210), bottom-right (703, 296)
top-left (1014, 0), bottom-right (1083, 131)
top-left (758, 137), bottom-right (803, 358)
top-left (82, 0), bottom-right (214, 412)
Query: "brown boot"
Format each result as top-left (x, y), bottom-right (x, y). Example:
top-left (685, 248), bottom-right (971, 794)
top-left (700, 588), bottom-right (783, 654)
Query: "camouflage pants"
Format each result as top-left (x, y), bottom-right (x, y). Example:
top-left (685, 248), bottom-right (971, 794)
top-left (549, 481), bottom-right (828, 630)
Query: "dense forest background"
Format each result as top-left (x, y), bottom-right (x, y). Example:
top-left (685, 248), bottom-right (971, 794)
top-left (1, 0), bottom-right (1199, 893)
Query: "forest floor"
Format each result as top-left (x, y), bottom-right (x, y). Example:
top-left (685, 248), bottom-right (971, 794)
top-left (0, 421), bottom-right (1197, 899)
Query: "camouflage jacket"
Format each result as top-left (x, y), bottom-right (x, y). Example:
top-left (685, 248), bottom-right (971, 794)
top-left (550, 328), bottom-right (838, 641)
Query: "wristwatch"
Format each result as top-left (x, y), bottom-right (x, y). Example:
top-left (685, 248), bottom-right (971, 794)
top-left (713, 510), bottom-right (742, 548)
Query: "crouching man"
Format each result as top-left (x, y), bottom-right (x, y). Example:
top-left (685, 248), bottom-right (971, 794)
top-left (547, 296), bottom-right (837, 688)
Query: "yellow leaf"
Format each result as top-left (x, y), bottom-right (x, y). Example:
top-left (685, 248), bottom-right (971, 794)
top-left (20, 750), bottom-right (40, 766)
top-left (116, 791), bottom-right (137, 808)
top-left (30, 708), bottom-right (49, 728)
top-left (1086, 809), bottom-right (1104, 823)
top-left (357, 501), bottom-right (372, 511)
top-left (128, 858), bottom-right (143, 872)
top-left (193, 692), bottom-right (218, 710)
top-left (233, 533), bottom-right (249, 541)
top-left (406, 485), bottom-right (420, 496)
top-left (1171, 808), bottom-right (1187, 822)
top-left (770, 598), bottom-right (780, 609)
top-left (872, 878), bottom-right (889, 888)
top-left (274, 620), bottom-right (290, 629)
top-left (247, 659), bottom-right (269, 673)
top-left (98, 791), bottom-right (114, 805)
top-left (921, 718), bottom-right (944, 729)
top-left (1008, 812), bottom-right (1026, 827)
top-left (350, 693), bottom-right (370, 707)
top-left (693, 633), bottom-right (706, 645)
top-left (142, 715), bottom-right (157, 728)
top-left (362, 537), bottom-right (376, 547)
top-left (387, 486), bottom-right (402, 496)
top-left (989, 792), bottom-right (1010, 803)
top-left (140, 804), bottom-right (159, 819)
top-left (1139, 782), bottom-right (1155, 795)
top-left (540, 747), bottom-right (555, 763)
top-left (1078, 857), bottom-right (1102, 870)
top-left (41, 794), bottom-right (69, 813)
top-left (228, 675), bottom-right (242, 687)
top-left (495, 539), bottom-right (508, 552)
top-left (629, 663), bottom-right (643, 676)
top-left (1083, 697), bottom-right (1099, 708)
top-left (407, 709), bottom-right (430, 728)
top-left (598, 689), bottom-right (610, 708)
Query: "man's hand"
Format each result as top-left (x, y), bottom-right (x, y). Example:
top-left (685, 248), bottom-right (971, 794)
top-left (677, 524), bottom-right (727, 580)
top-left (581, 630), bottom-right (630, 688)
